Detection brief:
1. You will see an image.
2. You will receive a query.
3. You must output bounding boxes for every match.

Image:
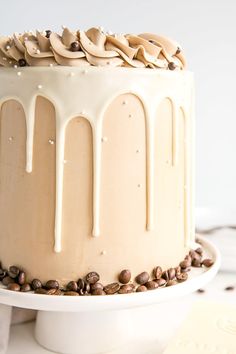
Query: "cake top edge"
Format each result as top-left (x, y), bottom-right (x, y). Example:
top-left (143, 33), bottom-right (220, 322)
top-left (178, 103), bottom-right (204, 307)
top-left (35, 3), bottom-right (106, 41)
top-left (0, 27), bottom-right (186, 70)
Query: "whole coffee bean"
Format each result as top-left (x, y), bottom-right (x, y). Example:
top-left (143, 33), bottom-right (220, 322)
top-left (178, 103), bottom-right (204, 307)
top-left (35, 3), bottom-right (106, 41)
top-left (78, 279), bottom-right (90, 295)
top-left (7, 283), bottom-right (20, 291)
top-left (195, 247), bottom-right (203, 255)
top-left (90, 282), bottom-right (103, 291)
top-left (135, 272), bottom-right (149, 285)
top-left (166, 280), bottom-right (177, 287)
top-left (168, 62), bottom-right (176, 70)
top-left (47, 288), bottom-right (62, 296)
top-left (192, 259), bottom-right (202, 267)
top-left (67, 281), bottom-right (78, 292)
top-left (31, 279), bottom-right (42, 290)
top-left (175, 266), bottom-right (182, 276)
top-left (35, 288), bottom-right (48, 295)
top-left (197, 288), bottom-right (205, 294)
top-left (162, 270), bottom-right (169, 281)
top-left (45, 30), bottom-right (52, 38)
top-left (145, 281), bottom-right (158, 290)
top-left (0, 269), bottom-right (7, 281)
top-left (92, 289), bottom-right (106, 296)
top-left (45, 280), bottom-right (59, 289)
top-left (18, 271), bottom-right (26, 285)
top-left (18, 58), bottom-right (27, 67)
top-left (155, 278), bottom-right (167, 287)
top-left (8, 266), bottom-right (20, 279)
top-left (118, 284), bottom-right (135, 294)
top-left (104, 282), bottom-right (120, 295)
top-left (2, 276), bottom-right (14, 286)
top-left (118, 269), bottom-right (131, 284)
top-left (70, 41), bottom-right (80, 52)
top-left (202, 259), bottom-right (214, 267)
top-left (190, 250), bottom-right (201, 263)
top-left (136, 285), bottom-right (147, 292)
top-left (86, 272), bottom-right (100, 284)
top-left (168, 268), bottom-right (176, 280)
top-left (64, 291), bottom-right (79, 296)
top-left (225, 286), bottom-right (234, 291)
top-left (180, 260), bottom-right (190, 269)
top-left (21, 283), bottom-right (31, 292)
top-left (153, 266), bottom-right (162, 279)
top-left (176, 273), bottom-right (188, 282)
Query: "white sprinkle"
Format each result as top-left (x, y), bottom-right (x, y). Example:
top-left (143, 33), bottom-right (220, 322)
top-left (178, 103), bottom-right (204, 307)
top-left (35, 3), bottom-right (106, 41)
top-left (2, 57), bottom-right (7, 61)
top-left (48, 139), bottom-right (54, 145)
top-left (36, 49), bottom-right (41, 54)
top-left (122, 100), bottom-right (127, 105)
top-left (8, 136), bottom-right (14, 142)
top-left (69, 72), bottom-right (75, 77)
top-left (5, 45), bottom-right (10, 50)
top-left (101, 136), bottom-right (108, 143)
top-left (17, 71), bottom-right (22, 76)
top-left (101, 250), bottom-right (106, 255)
top-left (136, 149), bottom-right (140, 153)
top-left (9, 61), bottom-right (12, 64)
top-left (138, 184), bottom-right (142, 188)
top-left (24, 37), bottom-right (28, 41)
top-left (128, 114), bottom-right (132, 118)
top-left (49, 63), bottom-right (54, 67)
top-left (37, 84), bottom-right (43, 89)
top-left (13, 65), bottom-right (18, 68)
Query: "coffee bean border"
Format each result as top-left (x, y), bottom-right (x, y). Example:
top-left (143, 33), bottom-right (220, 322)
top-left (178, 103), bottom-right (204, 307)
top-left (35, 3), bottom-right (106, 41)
top-left (0, 248), bottom-right (214, 296)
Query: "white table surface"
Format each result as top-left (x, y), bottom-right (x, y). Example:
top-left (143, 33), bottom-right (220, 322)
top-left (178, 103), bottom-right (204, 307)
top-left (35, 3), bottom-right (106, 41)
top-left (6, 270), bottom-right (236, 354)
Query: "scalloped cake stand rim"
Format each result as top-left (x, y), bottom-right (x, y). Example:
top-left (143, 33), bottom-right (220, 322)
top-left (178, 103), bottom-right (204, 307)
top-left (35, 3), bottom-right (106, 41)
top-left (0, 236), bottom-right (220, 313)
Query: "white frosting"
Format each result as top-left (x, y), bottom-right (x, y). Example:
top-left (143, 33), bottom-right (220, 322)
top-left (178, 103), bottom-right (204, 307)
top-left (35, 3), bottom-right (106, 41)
top-left (0, 67), bottom-right (194, 252)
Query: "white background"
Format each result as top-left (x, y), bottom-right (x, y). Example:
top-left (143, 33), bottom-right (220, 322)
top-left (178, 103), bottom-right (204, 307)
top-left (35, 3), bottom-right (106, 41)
top-left (1, 0), bottom-right (236, 211)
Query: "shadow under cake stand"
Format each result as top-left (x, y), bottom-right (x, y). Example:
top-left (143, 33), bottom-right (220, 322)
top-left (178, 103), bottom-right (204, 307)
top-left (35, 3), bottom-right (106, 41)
top-left (0, 236), bottom-right (220, 354)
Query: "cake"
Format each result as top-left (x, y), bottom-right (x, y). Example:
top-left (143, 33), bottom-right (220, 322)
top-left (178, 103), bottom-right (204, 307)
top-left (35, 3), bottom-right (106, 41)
top-left (0, 27), bottom-right (199, 294)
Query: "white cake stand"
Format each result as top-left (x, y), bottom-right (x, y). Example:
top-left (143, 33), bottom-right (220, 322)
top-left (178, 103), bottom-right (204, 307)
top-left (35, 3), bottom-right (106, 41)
top-left (0, 237), bottom-right (220, 354)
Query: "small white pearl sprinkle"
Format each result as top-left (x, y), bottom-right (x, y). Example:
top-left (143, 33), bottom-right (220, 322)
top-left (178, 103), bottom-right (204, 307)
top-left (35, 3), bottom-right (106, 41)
top-left (138, 184), bottom-right (142, 188)
top-left (17, 71), bottom-right (22, 76)
top-left (37, 84), bottom-right (43, 89)
top-left (6, 45), bottom-right (10, 50)
top-left (128, 114), bottom-right (132, 118)
top-left (36, 49), bottom-right (41, 54)
top-left (13, 65), bottom-right (18, 68)
top-left (101, 136), bottom-right (108, 143)
top-left (49, 63), bottom-right (54, 67)
top-left (101, 250), bottom-right (106, 255)
top-left (48, 139), bottom-right (54, 145)
top-left (122, 100), bottom-right (127, 105)
top-left (24, 37), bottom-right (28, 41)
top-left (9, 61), bottom-right (12, 64)
top-left (8, 136), bottom-right (14, 142)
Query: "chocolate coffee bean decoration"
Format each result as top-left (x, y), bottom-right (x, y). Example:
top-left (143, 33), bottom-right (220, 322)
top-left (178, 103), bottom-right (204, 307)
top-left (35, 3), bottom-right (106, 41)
top-left (8, 266), bottom-right (20, 278)
top-left (18, 271), bottom-right (26, 285)
top-left (145, 281), bottom-right (158, 290)
top-left (153, 266), bottom-right (162, 279)
top-left (64, 291), bottom-right (79, 296)
top-left (67, 281), bottom-right (78, 292)
top-left (202, 259), bottom-right (214, 267)
top-left (31, 279), bottom-right (42, 290)
top-left (21, 283), bottom-right (31, 292)
top-left (2, 276), bottom-right (14, 286)
top-left (118, 269), bottom-right (131, 284)
top-left (45, 280), bottom-right (59, 290)
top-left (7, 283), bottom-right (20, 291)
top-left (104, 282), bottom-right (120, 295)
top-left (136, 285), bottom-right (147, 292)
top-left (92, 289), bottom-right (106, 296)
top-left (86, 272), bottom-right (100, 284)
top-left (118, 284), bottom-right (135, 294)
top-left (135, 272), bottom-right (149, 285)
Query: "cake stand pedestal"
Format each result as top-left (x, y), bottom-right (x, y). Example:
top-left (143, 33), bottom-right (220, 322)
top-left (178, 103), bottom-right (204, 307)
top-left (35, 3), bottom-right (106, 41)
top-left (0, 237), bottom-right (220, 354)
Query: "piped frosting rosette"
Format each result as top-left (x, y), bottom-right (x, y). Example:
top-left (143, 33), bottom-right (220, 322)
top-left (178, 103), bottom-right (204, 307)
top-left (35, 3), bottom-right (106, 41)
top-left (0, 27), bottom-right (186, 69)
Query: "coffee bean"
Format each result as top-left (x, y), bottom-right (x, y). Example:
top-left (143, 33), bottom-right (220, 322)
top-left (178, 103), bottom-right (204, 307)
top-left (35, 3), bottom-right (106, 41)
top-left (104, 282), bottom-right (120, 295)
top-left (118, 269), bottom-right (131, 284)
top-left (45, 30), bottom-right (52, 38)
top-left (197, 288), bottom-right (205, 294)
top-left (195, 247), bottom-right (203, 255)
top-left (21, 283), bottom-right (31, 292)
top-left (64, 291), bottom-right (79, 296)
top-left (155, 278), bottom-right (167, 287)
top-left (168, 268), bottom-right (176, 280)
top-left (202, 259), bottom-right (214, 267)
top-left (135, 272), bottom-right (149, 285)
top-left (118, 284), bottom-right (135, 294)
top-left (2, 276), bottom-right (14, 286)
top-left (45, 280), bottom-right (59, 289)
top-left (35, 288), bottom-right (48, 295)
top-left (7, 283), bottom-right (20, 291)
top-left (190, 250), bottom-right (202, 263)
top-left (175, 266), bottom-right (182, 276)
top-left (166, 280), bottom-right (177, 287)
top-left (176, 272), bottom-right (188, 282)
top-left (8, 266), bottom-right (20, 278)
top-left (90, 282), bottom-right (103, 291)
top-left (70, 41), bottom-right (80, 52)
top-left (224, 286), bottom-right (234, 291)
top-left (0, 269), bottom-right (7, 280)
top-left (18, 59), bottom-right (27, 67)
top-left (145, 281), bottom-right (158, 290)
top-left (18, 271), bottom-right (26, 285)
top-left (66, 281), bottom-right (78, 292)
top-left (31, 279), bottom-right (42, 290)
top-left (47, 288), bottom-right (62, 296)
top-left (161, 270), bottom-right (169, 281)
top-left (192, 259), bottom-right (202, 267)
top-left (168, 62), bottom-right (176, 70)
top-left (153, 266), bottom-right (162, 279)
top-left (77, 279), bottom-right (90, 295)
top-left (86, 272), bottom-right (100, 285)
top-left (136, 285), bottom-right (147, 292)
top-left (92, 289), bottom-right (106, 296)
top-left (180, 260), bottom-right (190, 269)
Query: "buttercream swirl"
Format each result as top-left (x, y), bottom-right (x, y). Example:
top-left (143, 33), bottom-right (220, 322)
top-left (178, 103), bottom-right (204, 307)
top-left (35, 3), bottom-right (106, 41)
top-left (0, 27), bottom-right (186, 69)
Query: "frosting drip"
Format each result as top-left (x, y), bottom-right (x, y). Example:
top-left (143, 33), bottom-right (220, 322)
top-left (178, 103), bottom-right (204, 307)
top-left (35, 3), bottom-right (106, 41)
top-left (0, 27), bottom-right (186, 69)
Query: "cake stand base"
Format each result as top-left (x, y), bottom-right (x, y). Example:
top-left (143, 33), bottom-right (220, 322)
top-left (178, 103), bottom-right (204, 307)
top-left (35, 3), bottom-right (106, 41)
top-left (0, 237), bottom-right (220, 354)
